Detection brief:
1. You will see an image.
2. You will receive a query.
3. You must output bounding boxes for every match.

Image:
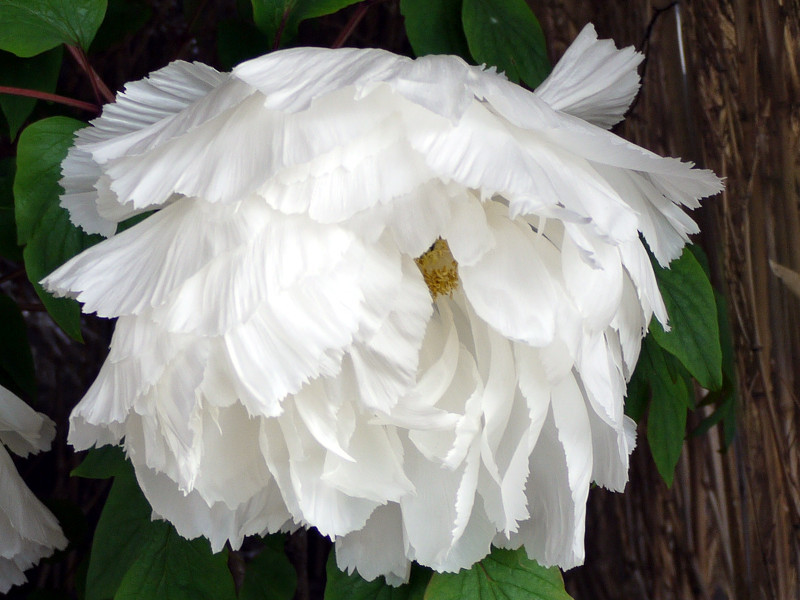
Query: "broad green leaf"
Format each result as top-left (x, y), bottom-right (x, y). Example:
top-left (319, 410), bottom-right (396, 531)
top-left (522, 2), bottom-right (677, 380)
top-left (400, 0), bottom-right (471, 60)
top-left (423, 547), bottom-right (572, 600)
top-left (325, 554), bottom-right (430, 600)
top-left (71, 445), bottom-right (127, 479)
top-left (461, 0), bottom-right (549, 87)
top-left (650, 246), bottom-right (722, 390)
top-left (0, 47), bottom-right (63, 140)
top-left (85, 461), bottom-right (163, 600)
top-left (239, 535), bottom-right (297, 600)
top-left (0, 157), bottom-right (21, 260)
top-left (85, 457), bottom-right (236, 600)
top-left (251, 0), bottom-right (361, 47)
top-left (0, 0), bottom-right (108, 57)
top-left (14, 116), bottom-right (102, 341)
top-left (637, 337), bottom-right (692, 487)
top-left (115, 529), bottom-right (236, 600)
top-left (14, 117), bottom-right (81, 244)
top-left (0, 292), bottom-right (36, 398)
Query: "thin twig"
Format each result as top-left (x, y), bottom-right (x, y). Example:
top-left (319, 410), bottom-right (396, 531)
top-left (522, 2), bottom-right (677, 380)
top-left (173, 0), bottom-right (211, 61)
top-left (17, 302), bottom-right (47, 312)
top-left (66, 45), bottom-right (115, 104)
top-left (0, 268), bottom-right (27, 285)
top-left (0, 86), bottom-right (99, 113)
top-left (331, 2), bottom-right (372, 49)
top-left (628, 1), bottom-right (680, 116)
top-left (272, 6), bottom-right (293, 50)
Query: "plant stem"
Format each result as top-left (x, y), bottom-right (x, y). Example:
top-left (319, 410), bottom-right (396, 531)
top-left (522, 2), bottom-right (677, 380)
top-left (0, 268), bottom-right (26, 285)
top-left (66, 45), bottom-right (115, 104)
top-left (0, 86), bottom-right (99, 112)
top-left (272, 6), bottom-right (293, 50)
top-left (331, 2), bottom-right (371, 49)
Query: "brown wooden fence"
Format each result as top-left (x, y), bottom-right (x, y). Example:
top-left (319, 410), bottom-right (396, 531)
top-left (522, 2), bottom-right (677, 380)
top-left (534, 2), bottom-right (800, 598)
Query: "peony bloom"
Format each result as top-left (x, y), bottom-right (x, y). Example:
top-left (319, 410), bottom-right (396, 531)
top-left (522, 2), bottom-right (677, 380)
top-left (44, 24), bottom-right (721, 584)
top-left (0, 385), bottom-right (68, 593)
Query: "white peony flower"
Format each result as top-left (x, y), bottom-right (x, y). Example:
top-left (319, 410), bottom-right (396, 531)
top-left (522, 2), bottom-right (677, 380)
top-left (0, 385), bottom-right (68, 593)
top-left (43, 24), bottom-right (721, 584)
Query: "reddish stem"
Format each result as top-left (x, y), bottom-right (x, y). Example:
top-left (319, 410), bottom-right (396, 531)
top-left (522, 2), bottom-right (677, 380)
top-left (272, 7), bottom-right (293, 50)
top-left (0, 268), bottom-right (27, 285)
top-left (331, 2), bottom-right (371, 49)
top-left (67, 45), bottom-right (115, 104)
top-left (0, 86), bottom-right (99, 112)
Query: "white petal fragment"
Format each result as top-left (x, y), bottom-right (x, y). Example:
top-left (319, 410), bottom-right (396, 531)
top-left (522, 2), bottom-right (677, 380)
top-left (0, 387), bottom-right (67, 594)
top-left (535, 23), bottom-right (644, 129)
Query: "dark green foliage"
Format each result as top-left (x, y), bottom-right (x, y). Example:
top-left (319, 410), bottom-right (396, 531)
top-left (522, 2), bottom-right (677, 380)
top-left (424, 547), bottom-right (573, 600)
top-left (250, 0), bottom-right (362, 47)
top-left (0, 0), bottom-right (108, 57)
top-left (400, 0), bottom-right (471, 59)
top-left (76, 454), bottom-right (237, 600)
top-left (325, 553), bottom-right (431, 600)
top-left (0, 47), bottom-right (62, 139)
top-left (14, 117), bottom-right (103, 340)
top-left (462, 0), bottom-right (550, 87)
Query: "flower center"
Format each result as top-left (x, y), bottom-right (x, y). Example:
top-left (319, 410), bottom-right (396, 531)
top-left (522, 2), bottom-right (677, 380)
top-left (415, 239), bottom-right (459, 299)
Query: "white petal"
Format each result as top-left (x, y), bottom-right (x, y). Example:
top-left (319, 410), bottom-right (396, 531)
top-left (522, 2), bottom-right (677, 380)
top-left (135, 462), bottom-right (290, 552)
top-left (561, 231), bottom-right (623, 332)
top-left (0, 445), bottom-right (67, 593)
top-left (619, 238), bottom-right (668, 326)
top-left (61, 61), bottom-right (229, 230)
top-left (400, 435), bottom-right (492, 571)
top-left (611, 273), bottom-right (648, 375)
top-left (516, 411), bottom-right (582, 568)
top-left (535, 24), bottom-right (643, 129)
top-left (549, 375), bottom-right (593, 562)
top-left (280, 428), bottom-right (379, 537)
top-left (459, 204), bottom-right (557, 346)
top-left (0, 386), bottom-right (55, 457)
top-left (335, 504), bottom-right (410, 585)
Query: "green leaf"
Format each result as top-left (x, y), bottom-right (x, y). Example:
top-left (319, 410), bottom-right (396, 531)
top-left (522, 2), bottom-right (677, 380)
top-left (71, 445), bottom-right (127, 479)
top-left (0, 0), bottom-right (108, 57)
top-left (250, 0), bottom-right (361, 47)
top-left (0, 47), bottom-right (63, 140)
top-left (637, 337), bottom-right (692, 487)
top-left (14, 116), bottom-right (103, 341)
top-left (239, 535), bottom-right (297, 600)
top-left (115, 529), bottom-right (236, 600)
top-left (14, 117), bottom-right (80, 244)
top-left (85, 456), bottom-right (236, 600)
top-left (0, 292), bottom-right (36, 398)
top-left (85, 462), bottom-right (162, 600)
top-left (400, 0), bottom-right (471, 60)
top-left (424, 547), bottom-right (572, 600)
top-left (461, 0), bottom-right (549, 87)
top-left (0, 157), bottom-right (22, 260)
top-left (325, 554), bottom-right (430, 600)
top-left (650, 246), bottom-right (722, 390)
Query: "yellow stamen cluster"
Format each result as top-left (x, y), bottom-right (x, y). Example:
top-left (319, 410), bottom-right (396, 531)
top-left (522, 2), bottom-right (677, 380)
top-left (415, 239), bottom-right (459, 299)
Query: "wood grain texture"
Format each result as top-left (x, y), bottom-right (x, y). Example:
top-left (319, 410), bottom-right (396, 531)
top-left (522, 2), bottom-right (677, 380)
top-left (531, 1), bottom-right (800, 598)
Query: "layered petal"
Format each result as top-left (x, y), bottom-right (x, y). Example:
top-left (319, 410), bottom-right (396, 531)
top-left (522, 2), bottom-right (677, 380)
top-left (0, 387), bottom-right (67, 593)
